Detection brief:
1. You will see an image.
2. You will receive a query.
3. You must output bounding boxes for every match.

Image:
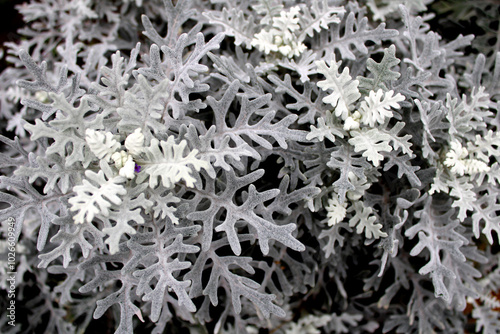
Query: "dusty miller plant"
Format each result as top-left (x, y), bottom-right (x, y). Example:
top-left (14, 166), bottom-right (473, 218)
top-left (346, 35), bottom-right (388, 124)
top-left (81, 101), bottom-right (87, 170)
top-left (0, 0), bottom-right (500, 333)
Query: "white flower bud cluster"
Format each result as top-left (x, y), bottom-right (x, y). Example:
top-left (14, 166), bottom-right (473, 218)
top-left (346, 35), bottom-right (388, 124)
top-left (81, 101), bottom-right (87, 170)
top-left (343, 111), bottom-right (361, 131)
top-left (86, 128), bottom-right (145, 180)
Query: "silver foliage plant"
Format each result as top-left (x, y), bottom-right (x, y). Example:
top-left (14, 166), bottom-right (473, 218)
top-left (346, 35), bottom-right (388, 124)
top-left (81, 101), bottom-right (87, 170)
top-left (1, 0), bottom-right (500, 333)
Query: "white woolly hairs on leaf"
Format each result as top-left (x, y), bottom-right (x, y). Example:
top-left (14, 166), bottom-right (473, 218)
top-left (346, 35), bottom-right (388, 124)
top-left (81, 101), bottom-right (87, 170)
top-left (125, 128), bottom-right (145, 156)
top-left (85, 129), bottom-right (120, 161)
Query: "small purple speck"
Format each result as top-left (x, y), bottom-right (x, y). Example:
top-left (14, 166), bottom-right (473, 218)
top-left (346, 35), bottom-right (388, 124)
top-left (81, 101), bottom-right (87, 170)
top-left (134, 164), bottom-right (141, 173)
